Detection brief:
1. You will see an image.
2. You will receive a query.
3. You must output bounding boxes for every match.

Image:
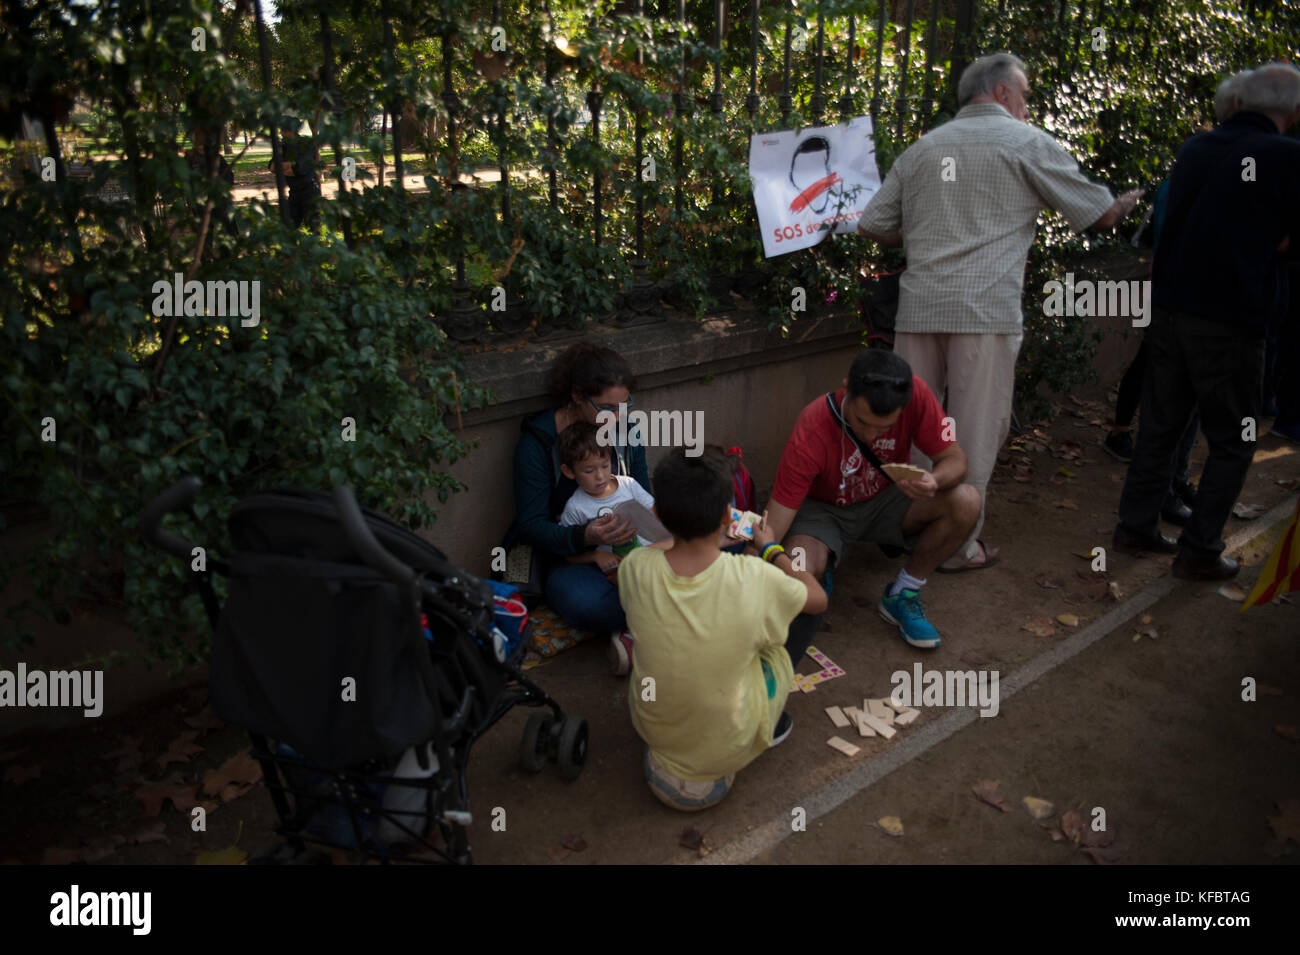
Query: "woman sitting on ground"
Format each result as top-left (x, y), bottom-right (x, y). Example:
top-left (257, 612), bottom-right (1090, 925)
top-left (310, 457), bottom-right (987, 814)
top-left (505, 342), bottom-right (646, 660)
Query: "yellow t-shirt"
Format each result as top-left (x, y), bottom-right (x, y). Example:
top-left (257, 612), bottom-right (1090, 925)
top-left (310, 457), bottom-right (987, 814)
top-left (619, 547), bottom-right (806, 781)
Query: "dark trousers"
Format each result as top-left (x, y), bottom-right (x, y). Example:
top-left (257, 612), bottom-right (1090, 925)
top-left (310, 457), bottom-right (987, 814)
top-left (1115, 340), bottom-right (1147, 428)
top-left (1116, 338), bottom-right (1200, 498)
top-left (1118, 308), bottom-right (1264, 560)
top-left (288, 183), bottom-right (321, 228)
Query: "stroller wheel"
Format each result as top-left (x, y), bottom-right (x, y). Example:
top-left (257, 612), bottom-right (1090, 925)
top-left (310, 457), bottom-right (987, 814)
top-left (520, 712), bottom-right (553, 772)
top-left (556, 716), bottom-right (589, 781)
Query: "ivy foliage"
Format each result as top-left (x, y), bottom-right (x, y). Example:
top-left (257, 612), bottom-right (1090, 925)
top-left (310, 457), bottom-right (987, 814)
top-left (1, 0), bottom-right (482, 668)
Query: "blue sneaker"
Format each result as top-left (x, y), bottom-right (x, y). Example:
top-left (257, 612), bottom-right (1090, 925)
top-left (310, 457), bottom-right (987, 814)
top-left (879, 584), bottom-right (942, 649)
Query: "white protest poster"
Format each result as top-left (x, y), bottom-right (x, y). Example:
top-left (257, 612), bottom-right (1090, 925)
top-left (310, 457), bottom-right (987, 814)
top-left (749, 115), bottom-right (882, 258)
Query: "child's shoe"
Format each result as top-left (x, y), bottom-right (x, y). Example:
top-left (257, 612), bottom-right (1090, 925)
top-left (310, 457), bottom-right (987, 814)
top-left (770, 711), bottom-right (794, 747)
top-left (608, 630), bottom-right (634, 676)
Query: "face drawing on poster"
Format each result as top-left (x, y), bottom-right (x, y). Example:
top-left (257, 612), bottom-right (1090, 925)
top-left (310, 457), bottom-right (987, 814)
top-left (789, 136), bottom-right (841, 216)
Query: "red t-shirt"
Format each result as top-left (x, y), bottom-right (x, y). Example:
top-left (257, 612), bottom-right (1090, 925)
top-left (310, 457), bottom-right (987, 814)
top-left (771, 379), bottom-right (953, 510)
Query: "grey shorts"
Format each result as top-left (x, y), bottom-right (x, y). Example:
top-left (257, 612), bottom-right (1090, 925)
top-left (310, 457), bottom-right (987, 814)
top-left (786, 486), bottom-right (917, 574)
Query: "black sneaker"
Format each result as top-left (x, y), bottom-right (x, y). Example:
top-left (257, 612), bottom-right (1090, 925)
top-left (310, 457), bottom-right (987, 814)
top-left (1113, 525), bottom-right (1179, 555)
top-left (1103, 431), bottom-right (1134, 463)
top-left (1172, 554), bottom-right (1240, 581)
top-left (771, 712), bottom-right (794, 747)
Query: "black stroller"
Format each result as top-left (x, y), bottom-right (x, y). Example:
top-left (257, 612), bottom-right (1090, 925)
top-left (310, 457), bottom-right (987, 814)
top-left (140, 477), bottom-right (588, 864)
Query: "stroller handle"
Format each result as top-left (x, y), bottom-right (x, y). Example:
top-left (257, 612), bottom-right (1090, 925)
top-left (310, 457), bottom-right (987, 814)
top-left (140, 475), bottom-right (203, 559)
top-left (332, 485), bottom-right (418, 588)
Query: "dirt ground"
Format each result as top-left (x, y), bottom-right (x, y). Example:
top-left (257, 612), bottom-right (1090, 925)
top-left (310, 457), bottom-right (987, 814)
top-left (2, 377), bottom-right (1297, 866)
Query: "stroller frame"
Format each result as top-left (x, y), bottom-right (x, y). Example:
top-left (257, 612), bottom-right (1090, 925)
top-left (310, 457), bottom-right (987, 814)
top-left (141, 477), bottom-right (588, 865)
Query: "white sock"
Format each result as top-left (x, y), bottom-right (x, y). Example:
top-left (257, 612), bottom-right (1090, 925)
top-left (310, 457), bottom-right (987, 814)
top-left (889, 569), bottom-right (926, 597)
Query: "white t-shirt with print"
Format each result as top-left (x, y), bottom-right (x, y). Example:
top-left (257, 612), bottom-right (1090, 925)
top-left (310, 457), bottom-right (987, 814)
top-left (559, 475), bottom-right (657, 552)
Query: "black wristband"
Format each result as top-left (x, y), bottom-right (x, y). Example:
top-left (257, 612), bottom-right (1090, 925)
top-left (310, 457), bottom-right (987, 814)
top-left (572, 522), bottom-right (593, 554)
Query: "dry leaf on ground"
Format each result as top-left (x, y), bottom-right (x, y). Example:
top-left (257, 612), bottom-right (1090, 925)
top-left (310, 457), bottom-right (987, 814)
top-left (1080, 824), bottom-right (1117, 849)
top-left (1056, 499), bottom-right (1080, 510)
top-left (960, 649), bottom-right (995, 668)
top-left (678, 826), bottom-right (707, 852)
top-left (195, 845), bottom-right (248, 865)
top-left (1059, 808), bottom-right (1085, 842)
top-left (1275, 725), bottom-right (1298, 741)
top-left (1232, 502), bottom-right (1267, 519)
top-left (1034, 572), bottom-right (1064, 589)
top-left (971, 779), bottom-right (1013, 812)
top-left (561, 834), bottom-right (588, 853)
top-left (876, 816), bottom-right (904, 837)
top-left (1107, 582), bottom-right (1124, 601)
top-left (132, 774), bottom-right (216, 818)
top-left (1081, 837), bottom-right (1128, 864)
top-left (184, 707), bottom-right (225, 734)
top-left (1022, 796), bottom-right (1055, 821)
top-left (200, 750), bottom-right (262, 802)
top-left (1056, 613), bottom-right (1082, 628)
top-left (158, 730), bottom-right (204, 770)
top-left (1021, 618), bottom-right (1056, 637)
top-left (1218, 584), bottom-right (1247, 602)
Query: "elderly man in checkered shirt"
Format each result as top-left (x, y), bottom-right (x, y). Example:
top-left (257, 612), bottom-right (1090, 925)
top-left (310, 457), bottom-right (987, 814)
top-left (858, 52), bottom-right (1142, 572)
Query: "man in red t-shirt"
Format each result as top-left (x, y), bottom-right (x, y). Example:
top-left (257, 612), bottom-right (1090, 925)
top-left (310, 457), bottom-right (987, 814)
top-left (764, 350), bottom-right (980, 652)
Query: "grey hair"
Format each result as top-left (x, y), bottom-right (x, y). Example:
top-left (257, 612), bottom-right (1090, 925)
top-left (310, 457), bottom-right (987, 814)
top-left (1237, 62), bottom-right (1300, 116)
top-left (1213, 70), bottom-right (1253, 123)
top-left (1211, 69), bottom-right (1253, 123)
top-left (957, 53), bottom-right (1027, 107)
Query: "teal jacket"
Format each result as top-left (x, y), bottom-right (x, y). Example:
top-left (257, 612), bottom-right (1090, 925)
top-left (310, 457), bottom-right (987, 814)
top-left (507, 408), bottom-right (651, 562)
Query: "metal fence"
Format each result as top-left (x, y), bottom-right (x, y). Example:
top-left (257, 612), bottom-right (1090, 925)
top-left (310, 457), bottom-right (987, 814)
top-left (217, 0), bottom-right (992, 340)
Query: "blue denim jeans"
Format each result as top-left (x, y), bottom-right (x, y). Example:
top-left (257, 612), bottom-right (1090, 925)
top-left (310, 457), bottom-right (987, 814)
top-left (545, 562), bottom-right (626, 633)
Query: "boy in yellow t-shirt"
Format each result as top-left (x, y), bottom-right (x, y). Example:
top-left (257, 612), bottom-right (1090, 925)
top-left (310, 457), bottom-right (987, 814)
top-left (619, 447), bottom-right (828, 811)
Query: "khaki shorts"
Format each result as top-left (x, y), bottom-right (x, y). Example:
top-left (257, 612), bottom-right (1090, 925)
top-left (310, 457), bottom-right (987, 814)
top-left (644, 751), bottom-right (734, 811)
top-left (786, 486), bottom-right (917, 574)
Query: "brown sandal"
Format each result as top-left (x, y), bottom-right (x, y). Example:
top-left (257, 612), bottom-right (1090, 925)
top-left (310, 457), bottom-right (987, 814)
top-left (936, 539), bottom-right (1001, 573)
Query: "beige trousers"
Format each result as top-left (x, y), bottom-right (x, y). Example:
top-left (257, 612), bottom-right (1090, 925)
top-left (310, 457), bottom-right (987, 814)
top-left (894, 331), bottom-right (1023, 567)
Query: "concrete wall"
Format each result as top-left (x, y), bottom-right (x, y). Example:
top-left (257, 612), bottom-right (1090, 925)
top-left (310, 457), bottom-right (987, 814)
top-left (429, 306), bottom-right (866, 574)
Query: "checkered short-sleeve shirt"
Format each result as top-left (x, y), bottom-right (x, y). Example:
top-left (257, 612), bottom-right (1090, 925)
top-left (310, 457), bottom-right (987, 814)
top-left (858, 103), bottom-right (1114, 335)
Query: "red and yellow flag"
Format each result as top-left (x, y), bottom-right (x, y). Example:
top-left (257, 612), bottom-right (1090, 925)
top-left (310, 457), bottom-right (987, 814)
top-left (1242, 496), bottom-right (1300, 611)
